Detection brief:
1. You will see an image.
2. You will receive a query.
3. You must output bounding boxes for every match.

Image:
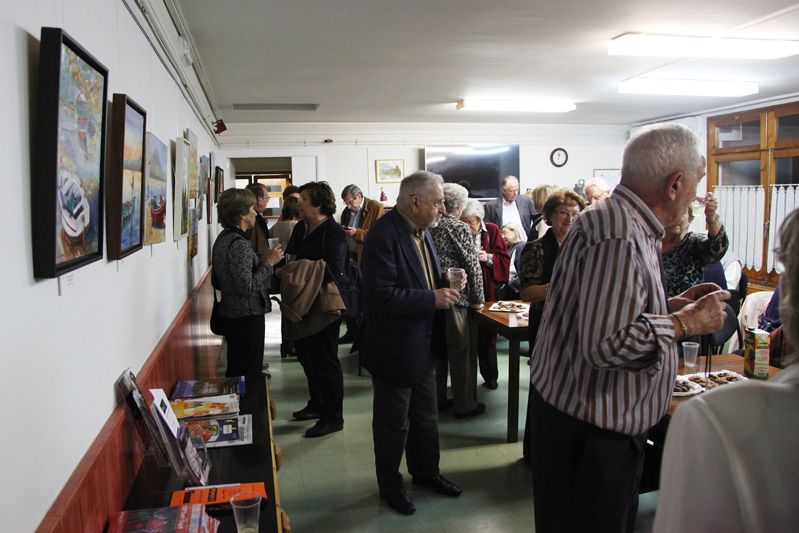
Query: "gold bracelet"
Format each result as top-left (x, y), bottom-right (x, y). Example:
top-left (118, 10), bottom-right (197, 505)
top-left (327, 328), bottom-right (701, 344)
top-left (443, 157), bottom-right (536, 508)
top-left (673, 313), bottom-right (689, 338)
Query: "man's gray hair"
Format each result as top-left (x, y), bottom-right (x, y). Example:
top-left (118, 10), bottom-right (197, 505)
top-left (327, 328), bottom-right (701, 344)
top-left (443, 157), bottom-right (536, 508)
top-left (461, 198), bottom-right (485, 221)
top-left (397, 171), bottom-right (444, 207)
top-left (341, 184), bottom-right (362, 200)
top-left (501, 175), bottom-right (520, 189)
top-left (245, 182), bottom-right (267, 198)
top-left (621, 123), bottom-right (704, 186)
top-left (443, 182), bottom-right (469, 215)
top-left (777, 208), bottom-right (799, 364)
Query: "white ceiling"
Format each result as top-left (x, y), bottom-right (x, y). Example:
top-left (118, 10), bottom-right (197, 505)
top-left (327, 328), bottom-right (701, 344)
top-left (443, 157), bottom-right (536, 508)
top-left (177, 0), bottom-right (799, 126)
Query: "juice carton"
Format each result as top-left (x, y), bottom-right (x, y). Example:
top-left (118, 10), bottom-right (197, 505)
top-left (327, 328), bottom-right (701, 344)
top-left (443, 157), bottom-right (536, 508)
top-left (744, 327), bottom-right (770, 379)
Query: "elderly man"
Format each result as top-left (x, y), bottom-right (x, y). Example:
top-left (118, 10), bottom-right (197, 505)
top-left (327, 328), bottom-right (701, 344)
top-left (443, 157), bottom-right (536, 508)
top-left (361, 171), bottom-right (463, 515)
top-left (584, 177), bottom-right (612, 204)
top-left (484, 175), bottom-right (537, 240)
top-left (527, 124), bottom-right (730, 533)
top-left (339, 184), bottom-right (384, 344)
top-left (245, 183), bottom-right (282, 273)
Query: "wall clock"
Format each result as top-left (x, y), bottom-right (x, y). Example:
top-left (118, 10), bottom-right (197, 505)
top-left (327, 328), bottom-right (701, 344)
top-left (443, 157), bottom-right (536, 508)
top-left (550, 147), bottom-right (568, 167)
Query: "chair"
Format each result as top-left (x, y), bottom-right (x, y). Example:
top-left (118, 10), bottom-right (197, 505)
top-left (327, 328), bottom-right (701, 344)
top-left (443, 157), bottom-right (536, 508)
top-left (702, 261), bottom-right (728, 291)
top-left (701, 302), bottom-right (739, 355)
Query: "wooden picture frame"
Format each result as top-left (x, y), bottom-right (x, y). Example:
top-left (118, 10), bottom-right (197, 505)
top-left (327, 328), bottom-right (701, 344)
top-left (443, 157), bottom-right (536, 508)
top-left (375, 159), bottom-right (405, 183)
top-left (173, 138), bottom-right (190, 240)
top-left (214, 166), bottom-right (224, 203)
top-left (144, 132), bottom-right (168, 245)
top-left (106, 94), bottom-right (147, 259)
top-left (32, 27), bottom-right (109, 278)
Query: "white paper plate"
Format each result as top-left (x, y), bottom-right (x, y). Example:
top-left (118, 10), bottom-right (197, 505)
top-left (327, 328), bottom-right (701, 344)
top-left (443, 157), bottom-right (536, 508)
top-left (488, 301), bottom-right (529, 313)
top-left (672, 378), bottom-right (704, 397)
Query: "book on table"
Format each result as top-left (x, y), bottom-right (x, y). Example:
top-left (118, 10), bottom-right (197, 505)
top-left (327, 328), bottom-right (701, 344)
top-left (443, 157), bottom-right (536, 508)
top-left (169, 394), bottom-right (240, 420)
top-left (170, 482), bottom-right (268, 509)
top-left (171, 376), bottom-right (246, 399)
top-left (182, 414), bottom-right (253, 448)
top-left (108, 503), bottom-right (219, 533)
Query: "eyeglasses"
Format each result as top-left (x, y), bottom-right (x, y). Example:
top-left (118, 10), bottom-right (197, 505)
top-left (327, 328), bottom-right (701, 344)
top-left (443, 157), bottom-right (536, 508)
top-left (414, 194), bottom-right (445, 207)
top-left (556, 210), bottom-right (580, 220)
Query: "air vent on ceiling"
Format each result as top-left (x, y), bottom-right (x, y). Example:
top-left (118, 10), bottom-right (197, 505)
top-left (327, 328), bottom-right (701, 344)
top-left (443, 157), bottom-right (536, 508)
top-left (233, 103), bottom-right (319, 111)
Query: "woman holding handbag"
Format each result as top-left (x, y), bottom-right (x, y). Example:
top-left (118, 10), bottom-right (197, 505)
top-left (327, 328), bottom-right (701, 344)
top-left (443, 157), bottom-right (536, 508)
top-left (212, 189), bottom-right (282, 381)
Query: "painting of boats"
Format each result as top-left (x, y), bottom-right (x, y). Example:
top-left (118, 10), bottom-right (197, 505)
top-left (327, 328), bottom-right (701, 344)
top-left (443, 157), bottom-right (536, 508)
top-left (145, 132), bottom-right (167, 244)
top-left (33, 28), bottom-right (108, 278)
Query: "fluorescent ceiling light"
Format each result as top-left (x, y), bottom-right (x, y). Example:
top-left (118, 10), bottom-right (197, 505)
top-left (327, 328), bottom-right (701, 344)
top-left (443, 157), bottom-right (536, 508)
top-left (456, 98), bottom-right (575, 113)
top-left (608, 33), bottom-right (799, 60)
top-left (618, 78), bottom-right (759, 97)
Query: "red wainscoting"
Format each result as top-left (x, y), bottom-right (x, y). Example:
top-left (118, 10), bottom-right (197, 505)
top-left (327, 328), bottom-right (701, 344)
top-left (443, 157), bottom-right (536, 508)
top-left (37, 268), bottom-right (223, 533)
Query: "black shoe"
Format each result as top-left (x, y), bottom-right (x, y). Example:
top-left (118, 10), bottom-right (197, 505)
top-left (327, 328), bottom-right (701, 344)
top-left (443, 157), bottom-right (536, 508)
top-left (380, 488), bottom-right (416, 515)
top-left (304, 418), bottom-right (343, 438)
top-left (438, 398), bottom-right (454, 411)
top-left (412, 474), bottom-right (462, 497)
top-left (483, 380), bottom-right (498, 390)
top-left (292, 404), bottom-right (322, 421)
top-left (338, 331), bottom-right (357, 344)
top-left (454, 402), bottom-right (486, 419)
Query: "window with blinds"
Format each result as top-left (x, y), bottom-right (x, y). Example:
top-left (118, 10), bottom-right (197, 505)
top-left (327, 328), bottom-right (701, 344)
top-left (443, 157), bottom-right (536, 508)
top-left (708, 101), bottom-right (799, 285)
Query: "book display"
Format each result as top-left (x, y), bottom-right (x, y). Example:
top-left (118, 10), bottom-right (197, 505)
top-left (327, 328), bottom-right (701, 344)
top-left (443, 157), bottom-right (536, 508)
top-left (108, 504), bottom-right (219, 533)
top-left (116, 369), bottom-right (169, 466)
top-left (170, 394), bottom-right (239, 420)
top-left (171, 377), bottom-right (246, 399)
top-left (182, 415), bottom-right (253, 448)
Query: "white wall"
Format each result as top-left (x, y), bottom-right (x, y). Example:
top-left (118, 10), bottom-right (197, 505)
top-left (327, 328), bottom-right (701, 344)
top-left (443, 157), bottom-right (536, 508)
top-left (1, 2), bottom-right (227, 530)
top-left (221, 122), bottom-right (629, 215)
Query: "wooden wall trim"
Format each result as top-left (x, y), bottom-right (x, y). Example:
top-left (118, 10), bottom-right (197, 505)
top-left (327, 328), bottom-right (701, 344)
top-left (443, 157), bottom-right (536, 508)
top-left (36, 267), bottom-right (221, 533)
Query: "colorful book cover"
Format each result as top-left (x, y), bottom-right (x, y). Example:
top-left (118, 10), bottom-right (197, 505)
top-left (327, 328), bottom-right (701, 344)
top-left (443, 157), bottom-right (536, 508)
top-left (171, 376), bottom-right (245, 399)
top-left (108, 503), bottom-right (219, 533)
top-left (182, 414), bottom-right (253, 448)
top-left (170, 482), bottom-right (268, 508)
top-left (169, 394), bottom-right (239, 420)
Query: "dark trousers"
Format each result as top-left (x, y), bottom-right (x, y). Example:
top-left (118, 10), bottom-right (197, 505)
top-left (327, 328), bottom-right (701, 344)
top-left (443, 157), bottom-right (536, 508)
top-left (295, 318), bottom-right (344, 422)
top-left (372, 362), bottom-right (440, 492)
top-left (528, 386), bottom-right (645, 533)
top-left (224, 314), bottom-right (265, 380)
top-left (477, 326), bottom-right (498, 382)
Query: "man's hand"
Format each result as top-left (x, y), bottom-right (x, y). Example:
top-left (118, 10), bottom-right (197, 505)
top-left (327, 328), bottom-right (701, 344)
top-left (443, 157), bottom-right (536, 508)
top-left (673, 290), bottom-right (731, 338)
top-left (343, 226), bottom-right (357, 237)
top-left (676, 282), bottom-right (723, 302)
top-left (434, 288), bottom-right (460, 309)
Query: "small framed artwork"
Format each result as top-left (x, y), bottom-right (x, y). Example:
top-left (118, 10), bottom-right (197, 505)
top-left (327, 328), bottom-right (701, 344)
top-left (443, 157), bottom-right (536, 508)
top-left (184, 128), bottom-right (199, 199)
top-left (214, 166), bottom-right (224, 202)
top-left (173, 138), bottom-right (190, 240)
top-left (32, 27), bottom-right (109, 278)
top-left (106, 94), bottom-right (146, 259)
top-left (144, 132), bottom-right (167, 245)
top-left (375, 159), bottom-right (405, 183)
top-left (188, 208), bottom-right (199, 259)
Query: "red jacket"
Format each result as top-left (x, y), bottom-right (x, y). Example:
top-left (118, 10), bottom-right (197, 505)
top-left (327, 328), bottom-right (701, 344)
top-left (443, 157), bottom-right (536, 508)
top-left (480, 222), bottom-right (510, 301)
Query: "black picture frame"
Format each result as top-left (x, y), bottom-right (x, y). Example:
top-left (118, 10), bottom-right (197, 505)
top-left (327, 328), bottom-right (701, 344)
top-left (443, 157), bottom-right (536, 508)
top-left (214, 166), bottom-right (224, 203)
top-left (32, 27), bottom-right (109, 278)
top-left (106, 94), bottom-right (147, 260)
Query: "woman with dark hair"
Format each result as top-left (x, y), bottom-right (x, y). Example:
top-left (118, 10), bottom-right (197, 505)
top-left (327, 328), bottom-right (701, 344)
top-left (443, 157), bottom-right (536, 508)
top-left (269, 195), bottom-right (301, 250)
top-left (212, 188), bottom-right (283, 381)
top-left (283, 181), bottom-right (348, 438)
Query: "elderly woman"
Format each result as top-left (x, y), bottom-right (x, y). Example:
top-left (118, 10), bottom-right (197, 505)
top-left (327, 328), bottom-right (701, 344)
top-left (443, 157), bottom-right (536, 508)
top-left (529, 184), bottom-right (559, 239)
top-left (584, 177), bottom-right (612, 204)
top-left (461, 199), bottom-right (510, 390)
top-left (662, 192), bottom-right (728, 297)
top-left (430, 183), bottom-right (486, 417)
top-left (499, 223), bottom-right (527, 300)
top-left (654, 208), bottom-right (799, 532)
top-left (519, 189), bottom-right (586, 346)
top-left (212, 188), bottom-right (283, 381)
top-left (283, 181), bottom-right (348, 438)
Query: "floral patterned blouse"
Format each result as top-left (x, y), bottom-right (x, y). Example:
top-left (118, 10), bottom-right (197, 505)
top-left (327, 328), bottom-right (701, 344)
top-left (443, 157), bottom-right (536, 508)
top-left (663, 227), bottom-right (729, 297)
top-left (430, 214), bottom-right (485, 308)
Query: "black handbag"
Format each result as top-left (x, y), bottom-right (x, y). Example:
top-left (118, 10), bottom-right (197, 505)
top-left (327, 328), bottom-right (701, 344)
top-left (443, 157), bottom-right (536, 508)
top-left (210, 269), bottom-right (228, 336)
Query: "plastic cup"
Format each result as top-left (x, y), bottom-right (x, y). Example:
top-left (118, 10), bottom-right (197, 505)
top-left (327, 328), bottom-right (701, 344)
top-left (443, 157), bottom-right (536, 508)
top-left (268, 237), bottom-right (280, 249)
top-left (231, 491), bottom-right (262, 533)
top-left (682, 341), bottom-right (699, 368)
top-left (446, 267), bottom-right (465, 290)
top-left (284, 254), bottom-right (296, 264)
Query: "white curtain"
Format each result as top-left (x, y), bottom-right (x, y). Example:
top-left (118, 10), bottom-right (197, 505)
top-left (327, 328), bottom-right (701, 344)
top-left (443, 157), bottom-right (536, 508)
top-left (769, 185), bottom-right (799, 274)
top-left (715, 185), bottom-right (763, 271)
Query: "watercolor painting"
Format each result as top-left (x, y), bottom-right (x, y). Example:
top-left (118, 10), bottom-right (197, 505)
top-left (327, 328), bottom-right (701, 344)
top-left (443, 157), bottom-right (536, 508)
top-left (174, 138), bottom-right (190, 240)
top-left (144, 132), bottom-right (167, 244)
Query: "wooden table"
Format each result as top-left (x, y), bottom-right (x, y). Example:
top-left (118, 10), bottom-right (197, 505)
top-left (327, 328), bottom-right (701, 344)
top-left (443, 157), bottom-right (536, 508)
top-left (470, 302), bottom-right (529, 443)
top-left (668, 354), bottom-right (781, 415)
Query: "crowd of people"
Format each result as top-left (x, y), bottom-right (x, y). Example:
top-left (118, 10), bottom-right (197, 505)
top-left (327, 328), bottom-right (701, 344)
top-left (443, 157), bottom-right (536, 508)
top-left (210, 122), bottom-right (797, 529)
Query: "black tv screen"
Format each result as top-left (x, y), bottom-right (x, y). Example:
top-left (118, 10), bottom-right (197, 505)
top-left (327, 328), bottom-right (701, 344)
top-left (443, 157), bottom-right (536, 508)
top-left (424, 144), bottom-right (520, 199)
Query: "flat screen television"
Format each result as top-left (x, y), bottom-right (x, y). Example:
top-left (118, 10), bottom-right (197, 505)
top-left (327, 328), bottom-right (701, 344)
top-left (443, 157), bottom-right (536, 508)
top-left (424, 144), bottom-right (520, 199)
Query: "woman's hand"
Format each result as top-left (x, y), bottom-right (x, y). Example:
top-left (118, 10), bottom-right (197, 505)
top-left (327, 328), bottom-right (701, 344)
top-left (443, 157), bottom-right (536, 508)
top-left (477, 249), bottom-right (488, 262)
top-left (265, 246), bottom-right (284, 266)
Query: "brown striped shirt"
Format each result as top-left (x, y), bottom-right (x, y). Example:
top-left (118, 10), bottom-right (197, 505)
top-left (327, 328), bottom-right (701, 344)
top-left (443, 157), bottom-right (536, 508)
top-left (530, 184), bottom-right (678, 435)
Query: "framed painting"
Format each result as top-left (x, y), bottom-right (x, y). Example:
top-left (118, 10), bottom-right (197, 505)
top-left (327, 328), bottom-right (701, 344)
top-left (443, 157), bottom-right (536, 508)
top-left (184, 128), bottom-right (199, 199)
top-left (214, 166), bottom-right (224, 203)
top-left (144, 132), bottom-right (167, 244)
top-left (106, 94), bottom-right (146, 259)
top-left (188, 208), bottom-right (198, 259)
top-left (206, 170), bottom-right (212, 223)
top-left (376, 159), bottom-right (404, 183)
top-left (173, 138), bottom-right (190, 240)
top-left (32, 27), bottom-right (108, 278)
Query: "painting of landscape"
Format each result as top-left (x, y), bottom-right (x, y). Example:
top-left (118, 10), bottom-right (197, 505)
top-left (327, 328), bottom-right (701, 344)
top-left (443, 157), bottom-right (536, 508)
top-left (119, 102), bottom-right (144, 252)
top-left (174, 137), bottom-right (189, 240)
top-left (185, 128), bottom-right (198, 199)
top-left (144, 132), bottom-right (167, 244)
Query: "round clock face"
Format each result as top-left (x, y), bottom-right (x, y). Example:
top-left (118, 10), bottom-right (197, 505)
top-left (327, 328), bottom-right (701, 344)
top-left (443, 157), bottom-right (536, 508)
top-left (550, 147), bottom-right (568, 167)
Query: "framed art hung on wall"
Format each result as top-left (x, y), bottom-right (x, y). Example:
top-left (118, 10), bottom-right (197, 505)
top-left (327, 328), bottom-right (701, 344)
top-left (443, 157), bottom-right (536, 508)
top-left (184, 128), bottom-right (199, 199)
top-left (107, 94), bottom-right (146, 260)
top-left (32, 27), bottom-right (109, 278)
top-left (173, 137), bottom-right (190, 241)
top-left (214, 166), bottom-right (224, 203)
top-left (375, 159), bottom-right (404, 183)
top-left (144, 132), bottom-right (168, 245)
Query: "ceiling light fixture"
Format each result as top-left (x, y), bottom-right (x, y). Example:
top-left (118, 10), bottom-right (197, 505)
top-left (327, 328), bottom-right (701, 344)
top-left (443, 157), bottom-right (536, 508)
top-left (456, 98), bottom-right (575, 113)
top-left (608, 33), bottom-right (799, 60)
top-left (618, 78), bottom-right (759, 97)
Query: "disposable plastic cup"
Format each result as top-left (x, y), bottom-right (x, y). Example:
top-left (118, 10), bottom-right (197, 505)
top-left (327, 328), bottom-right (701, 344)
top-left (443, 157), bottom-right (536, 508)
top-left (447, 267), bottom-right (465, 290)
top-left (268, 238), bottom-right (280, 249)
top-left (231, 491), bottom-right (261, 533)
top-left (682, 341), bottom-right (699, 368)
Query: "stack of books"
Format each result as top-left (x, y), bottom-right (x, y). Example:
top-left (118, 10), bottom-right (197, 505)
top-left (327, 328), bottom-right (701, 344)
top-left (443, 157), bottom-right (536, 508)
top-left (109, 503), bottom-right (219, 533)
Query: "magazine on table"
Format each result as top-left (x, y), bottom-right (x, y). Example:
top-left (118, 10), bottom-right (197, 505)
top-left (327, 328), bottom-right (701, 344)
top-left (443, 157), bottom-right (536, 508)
top-left (116, 368), bottom-right (169, 466)
top-left (182, 414), bottom-right (253, 448)
top-left (169, 394), bottom-right (239, 420)
top-left (171, 376), bottom-right (245, 399)
top-left (170, 482), bottom-right (268, 509)
top-left (108, 503), bottom-right (219, 533)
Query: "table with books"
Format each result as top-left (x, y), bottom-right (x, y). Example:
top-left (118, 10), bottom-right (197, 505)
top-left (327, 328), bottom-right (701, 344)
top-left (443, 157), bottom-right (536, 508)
top-left (116, 374), bottom-right (284, 533)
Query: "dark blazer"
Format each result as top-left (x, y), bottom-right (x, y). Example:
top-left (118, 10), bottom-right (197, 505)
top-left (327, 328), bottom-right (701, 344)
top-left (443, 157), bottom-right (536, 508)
top-left (285, 217), bottom-right (348, 286)
top-left (484, 195), bottom-right (537, 240)
top-left (340, 197), bottom-right (385, 263)
top-left (360, 208), bottom-right (447, 387)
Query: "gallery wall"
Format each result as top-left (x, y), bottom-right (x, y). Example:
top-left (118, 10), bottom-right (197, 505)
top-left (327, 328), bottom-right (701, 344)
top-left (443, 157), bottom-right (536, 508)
top-left (1, 2), bottom-right (226, 530)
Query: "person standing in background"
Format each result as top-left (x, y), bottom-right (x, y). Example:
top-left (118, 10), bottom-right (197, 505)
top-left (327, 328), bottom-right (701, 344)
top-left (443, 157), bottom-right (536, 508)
top-left (484, 175), bottom-right (537, 240)
top-left (584, 177), bottom-right (612, 204)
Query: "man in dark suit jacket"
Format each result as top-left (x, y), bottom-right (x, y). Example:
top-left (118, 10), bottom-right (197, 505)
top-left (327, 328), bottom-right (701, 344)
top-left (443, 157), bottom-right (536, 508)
top-left (483, 175), bottom-right (537, 240)
top-left (360, 171), bottom-right (463, 516)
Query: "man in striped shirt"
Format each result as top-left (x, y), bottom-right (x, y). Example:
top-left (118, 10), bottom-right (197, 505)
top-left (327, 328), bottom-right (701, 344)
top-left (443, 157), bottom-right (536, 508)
top-left (528, 123), bottom-right (731, 533)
